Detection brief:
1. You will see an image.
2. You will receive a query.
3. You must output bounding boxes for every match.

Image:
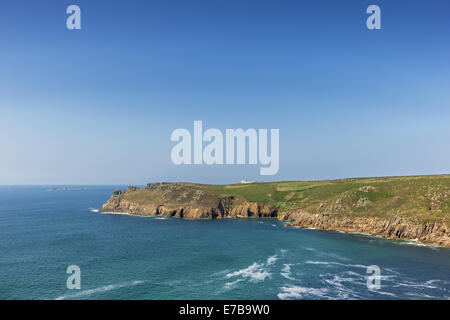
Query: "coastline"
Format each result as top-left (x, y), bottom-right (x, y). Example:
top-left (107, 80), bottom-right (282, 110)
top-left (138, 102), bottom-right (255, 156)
top-left (98, 178), bottom-right (450, 248)
top-left (281, 211), bottom-right (450, 248)
top-left (294, 223), bottom-right (444, 248)
top-left (95, 208), bottom-right (449, 248)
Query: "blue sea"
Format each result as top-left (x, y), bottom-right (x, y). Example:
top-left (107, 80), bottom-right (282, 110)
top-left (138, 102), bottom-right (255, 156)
top-left (0, 186), bottom-right (449, 300)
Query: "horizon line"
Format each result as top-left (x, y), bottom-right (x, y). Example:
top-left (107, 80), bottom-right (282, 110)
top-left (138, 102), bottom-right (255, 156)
top-left (1, 173), bottom-right (449, 187)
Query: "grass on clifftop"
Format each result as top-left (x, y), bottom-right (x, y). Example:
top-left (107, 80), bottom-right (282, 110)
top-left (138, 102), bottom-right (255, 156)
top-left (121, 175), bottom-right (450, 224)
top-left (200, 175), bottom-right (450, 223)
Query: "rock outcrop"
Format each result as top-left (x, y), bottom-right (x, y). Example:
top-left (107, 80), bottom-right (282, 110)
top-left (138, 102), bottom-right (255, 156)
top-left (100, 183), bottom-right (277, 220)
top-left (100, 181), bottom-right (450, 247)
top-left (280, 211), bottom-right (450, 247)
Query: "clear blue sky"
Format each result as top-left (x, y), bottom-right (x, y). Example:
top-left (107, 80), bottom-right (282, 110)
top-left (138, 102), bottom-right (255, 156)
top-left (1, 0), bottom-right (449, 185)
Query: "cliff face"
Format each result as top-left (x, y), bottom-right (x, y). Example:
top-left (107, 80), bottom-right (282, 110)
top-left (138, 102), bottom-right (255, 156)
top-left (280, 211), bottom-right (450, 247)
top-left (100, 179), bottom-right (450, 247)
top-left (100, 183), bottom-right (277, 220)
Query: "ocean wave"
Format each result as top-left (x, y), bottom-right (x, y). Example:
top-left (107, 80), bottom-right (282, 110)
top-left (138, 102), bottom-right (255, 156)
top-left (225, 262), bottom-right (271, 283)
top-left (255, 221), bottom-right (279, 228)
top-left (99, 211), bottom-right (132, 216)
top-left (401, 239), bottom-right (426, 246)
top-left (350, 231), bottom-right (378, 237)
top-left (405, 292), bottom-right (439, 299)
top-left (210, 269), bottom-right (231, 277)
top-left (223, 279), bottom-right (244, 291)
top-left (321, 273), bottom-right (364, 288)
top-left (305, 260), bottom-right (331, 265)
top-left (305, 260), bottom-right (368, 269)
top-left (277, 285), bottom-right (329, 300)
top-left (318, 272), bottom-right (369, 299)
top-left (97, 211), bottom-right (171, 220)
top-left (55, 280), bottom-right (145, 300)
top-left (222, 252), bottom-right (284, 288)
top-left (394, 279), bottom-right (444, 290)
top-left (301, 247), bottom-right (349, 261)
top-left (99, 211), bottom-right (159, 219)
top-left (280, 264), bottom-right (297, 281)
top-left (368, 288), bottom-right (397, 298)
top-left (396, 238), bottom-right (443, 249)
top-left (383, 267), bottom-right (402, 275)
top-left (338, 231), bottom-right (444, 249)
top-left (316, 265), bottom-right (448, 299)
top-left (266, 255), bottom-right (278, 265)
top-left (325, 252), bottom-right (350, 261)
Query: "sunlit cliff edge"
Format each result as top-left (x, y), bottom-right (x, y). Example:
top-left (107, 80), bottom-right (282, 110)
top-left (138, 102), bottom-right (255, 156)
top-left (100, 175), bottom-right (450, 247)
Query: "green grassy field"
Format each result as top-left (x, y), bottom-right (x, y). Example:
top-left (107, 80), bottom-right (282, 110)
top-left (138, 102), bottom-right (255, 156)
top-left (198, 175), bottom-right (450, 223)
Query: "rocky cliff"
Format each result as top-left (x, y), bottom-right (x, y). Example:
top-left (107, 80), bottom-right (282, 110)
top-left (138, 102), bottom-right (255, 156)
top-left (100, 176), bottom-right (450, 247)
top-left (280, 211), bottom-right (450, 247)
top-left (100, 182), bottom-right (277, 219)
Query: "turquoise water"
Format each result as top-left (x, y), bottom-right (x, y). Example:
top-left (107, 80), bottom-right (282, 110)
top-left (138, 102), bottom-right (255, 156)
top-left (0, 186), bottom-right (449, 300)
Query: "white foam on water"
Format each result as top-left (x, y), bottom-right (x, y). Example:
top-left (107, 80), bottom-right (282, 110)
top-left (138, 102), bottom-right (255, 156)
top-left (405, 292), bottom-right (439, 299)
top-left (369, 288), bottom-right (397, 298)
top-left (383, 267), bottom-right (402, 275)
top-left (210, 269), bottom-right (231, 277)
top-left (325, 252), bottom-right (350, 261)
top-left (301, 246), bottom-right (349, 261)
top-left (222, 279), bottom-right (244, 291)
top-left (335, 230), bottom-right (444, 249)
top-left (98, 211), bottom-right (165, 219)
top-left (100, 211), bottom-right (133, 216)
top-left (89, 208), bottom-right (99, 213)
top-left (399, 238), bottom-right (429, 247)
top-left (266, 255), bottom-right (278, 265)
top-left (281, 264), bottom-right (291, 273)
top-left (317, 272), bottom-right (369, 300)
top-left (305, 260), bottom-right (332, 266)
top-left (225, 262), bottom-right (271, 283)
top-left (55, 280), bottom-right (145, 300)
top-left (280, 264), bottom-right (297, 281)
top-left (322, 273), bottom-right (364, 288)
top-left (394, 279), bottom-right (442, 290)
top-left (396, 238), bottom-right (443, 248)
top-left (426, 279), bottom-right (449, 286)
top-left (305, 260), bottom-right (368, 269)
top-left (223, 252), bottom-right (285, 286)
top-left (277, 285), bottom-right (329, 300)
top-left (351, 231), bottom-right (376, 237)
